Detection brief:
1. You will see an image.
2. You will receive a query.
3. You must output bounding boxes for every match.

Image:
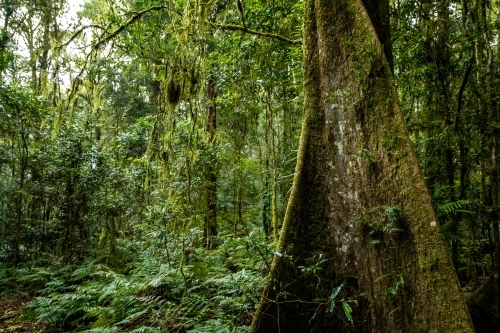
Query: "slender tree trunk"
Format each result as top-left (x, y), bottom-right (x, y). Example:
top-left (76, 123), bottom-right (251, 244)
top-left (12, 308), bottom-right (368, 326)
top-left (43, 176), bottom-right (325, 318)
top-left (205, 76), bottom-right (217, 249)
top-left (13, 129), bottom-right (28, 265)
top-left (250, 0), bottom-right (474, 331)
top-left (38, 0), bottom-right (53, 95)
top-left (267, 87), bottom-right (280, 242)
top-left (435, 0), bottom-right (461, 270)
top-left (486, 23), bottom-right (500, 332)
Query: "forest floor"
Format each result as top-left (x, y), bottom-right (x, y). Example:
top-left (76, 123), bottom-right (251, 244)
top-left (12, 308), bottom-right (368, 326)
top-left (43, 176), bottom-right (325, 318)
top-left (0, 297), bottom-right (47, 333)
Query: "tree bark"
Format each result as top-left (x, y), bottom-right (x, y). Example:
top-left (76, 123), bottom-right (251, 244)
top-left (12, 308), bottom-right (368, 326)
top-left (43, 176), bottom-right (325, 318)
top-left (249, 0), bottom-right (474, 332)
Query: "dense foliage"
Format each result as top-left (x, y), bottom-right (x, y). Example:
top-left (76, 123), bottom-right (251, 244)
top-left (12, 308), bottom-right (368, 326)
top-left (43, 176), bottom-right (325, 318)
top-left (0, 0), bottom-right (499, 331)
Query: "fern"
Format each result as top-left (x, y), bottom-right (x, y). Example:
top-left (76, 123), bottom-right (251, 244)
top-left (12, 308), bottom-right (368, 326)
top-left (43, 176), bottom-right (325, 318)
top-left (437, 200), bottom-right (473, 215)
top-left (128, 326), bottom-right (162, 333)
top-left (71, 261), bottom-right (96, 282)
top-left (85, 328), bottom-right (120, 333)
top-left (24, 232), bottom-right (268, 332)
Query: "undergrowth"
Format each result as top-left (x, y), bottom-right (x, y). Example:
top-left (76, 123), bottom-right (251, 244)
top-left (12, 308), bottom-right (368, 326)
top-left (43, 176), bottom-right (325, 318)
top-left (0, 230), bottom-right (271, 333)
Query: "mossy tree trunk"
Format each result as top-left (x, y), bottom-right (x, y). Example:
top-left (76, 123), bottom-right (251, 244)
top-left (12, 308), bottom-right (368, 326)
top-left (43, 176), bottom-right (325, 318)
top-left (249, 0), bottom-right (475, 332)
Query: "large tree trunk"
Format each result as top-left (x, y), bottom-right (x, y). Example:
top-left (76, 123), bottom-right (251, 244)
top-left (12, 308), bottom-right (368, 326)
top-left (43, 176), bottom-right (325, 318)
top-left (249, 0), bottom-right (474, 332)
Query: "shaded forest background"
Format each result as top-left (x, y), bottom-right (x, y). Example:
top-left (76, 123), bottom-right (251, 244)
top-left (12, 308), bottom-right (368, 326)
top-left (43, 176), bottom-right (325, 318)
top-left (0, 0), bottom-right (498, 332)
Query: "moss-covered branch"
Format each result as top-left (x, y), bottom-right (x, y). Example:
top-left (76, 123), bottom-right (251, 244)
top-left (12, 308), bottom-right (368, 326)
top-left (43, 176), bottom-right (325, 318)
top-left (58, 24), bottom-right (110, 49)
top-left (208, 22), bottom-right (301, 45)
top-left (94, 6), bottom-right (182, 50)
top-left (58, 6), bottom-right (181, 51)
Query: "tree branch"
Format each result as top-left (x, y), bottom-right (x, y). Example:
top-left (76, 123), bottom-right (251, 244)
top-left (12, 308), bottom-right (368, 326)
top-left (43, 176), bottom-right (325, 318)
top-left (58, 24), bottom-right (110, 49)
top-left (208, 22), bottom-right (301, 45)
top-left (456, 54), bottom-right (474, 129)
top-left (94, 6), bottom-right (181, 50)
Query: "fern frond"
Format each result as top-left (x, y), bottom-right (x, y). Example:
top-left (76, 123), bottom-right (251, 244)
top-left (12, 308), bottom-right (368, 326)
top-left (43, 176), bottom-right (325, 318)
top-left (437, 200), bottom-right (473, 215)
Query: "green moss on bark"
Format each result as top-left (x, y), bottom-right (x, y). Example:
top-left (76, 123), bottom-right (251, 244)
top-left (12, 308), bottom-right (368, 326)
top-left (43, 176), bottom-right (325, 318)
top-left (250, 0), bottom-right (475, 332)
